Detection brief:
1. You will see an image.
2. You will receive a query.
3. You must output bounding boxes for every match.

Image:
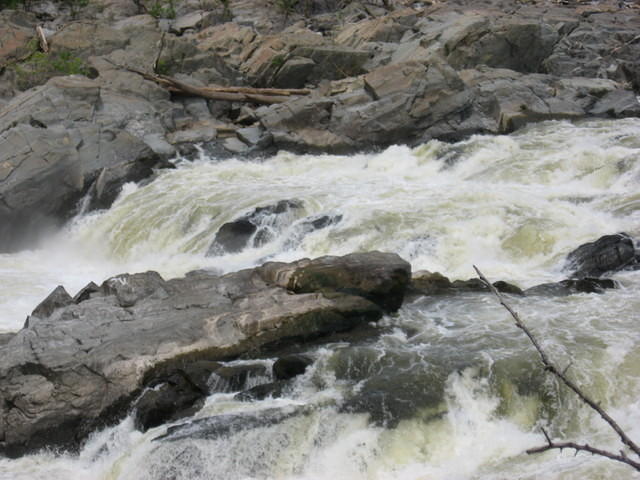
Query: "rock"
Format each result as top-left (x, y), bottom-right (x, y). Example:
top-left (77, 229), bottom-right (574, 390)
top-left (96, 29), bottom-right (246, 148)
top-left (155, 405), bottom-right (309, 442)
top-left (29, 286), bottom-right (73, 321)
top-left (50, 22), bottom-right (128, 58)
top-left (236, 126), bottom-right (272, 149)
top-left (257, 251), bottom-right (411, 312)
top-left (273, 354), bottom-right (313, 380)
top-left (0, 11), bottom-right (36, 67)
top-left (223, 136), bottom-right (250, 154)
top-left (133, 360), bottom-right (269, 431)
top-left (408, 271), bottom-right (523, 297)
top-left (524, 278), bottom-right (617, 297)
top-left (100, 271), bottom-right (168, 308)
top-left (590, 90), bottom-right (640, 118)
top-left (73, 282), bottom-right (101, 304)
top-left (134, 374), bottom-right (206, 431)
top-left (208, 363), bottom-right (269, 392)
top-left (0, 75), bottom-right (170, 252)
top-left (206, 199), bottom-right (303, 255)
top-left (446, 18), bottom-right (559, 74)
top-left (166, 124), bottom-right (217, 144)
top-left (234, 381), bottom-right (288, 401)
top-left (0, 252), bottom-right (402, 456)
top-left (409, 271), bottom-right (453, 295)
top-left (564, 233), bottom-right (638, 278)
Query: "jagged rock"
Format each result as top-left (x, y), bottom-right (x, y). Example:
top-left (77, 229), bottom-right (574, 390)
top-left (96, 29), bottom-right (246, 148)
top-left (29, 286), bottom-right (73, 321)
top-left (564, 233), bottom-right (638, 278)
top-left (0, 252), bottom-right (403, 456)
top-left (73, 282), bottom-right (101, 304)
top-left (206, 199), bottom-right (303, 255)
top-left (273, 354), bottom-right (313, 380)
top-left (0, 75), bottom-right (172, 252)
top-left (524, 278), bottom-right (617, 296)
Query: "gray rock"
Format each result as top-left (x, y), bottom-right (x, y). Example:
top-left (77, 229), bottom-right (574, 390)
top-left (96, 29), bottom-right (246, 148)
top-left (223, 136), bottom-right (250, 154)
top-left (29, 286), bottom-right (73, 322)
top-left (206, 199), bottom-right (303, 255)
top-left (0, 76), bottom-right (169, 251)
top-left (564, 233), bottom-right (638, 278)
top-left (0, 251), bottom-right (408, 456)
top-left (257, 251), bottom-right (411, 312)
top-left (524, 278), bottom-right (617, 297)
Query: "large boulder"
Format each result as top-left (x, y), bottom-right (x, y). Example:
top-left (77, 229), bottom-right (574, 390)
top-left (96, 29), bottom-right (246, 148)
top-left (564, 233), bottom-right (639, 278)
top-left (0, 75), bottom-right (172, 252)
top-left (0, 251), bottom-right (409, 457)
top-left (257, 251), bottom-right (411, 312)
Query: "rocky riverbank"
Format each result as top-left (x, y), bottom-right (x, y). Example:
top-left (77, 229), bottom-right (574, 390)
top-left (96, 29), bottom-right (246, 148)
top-left (1, 0), bottom-right (640, 251)
top-left (0, 232), bottom-right (638, 457)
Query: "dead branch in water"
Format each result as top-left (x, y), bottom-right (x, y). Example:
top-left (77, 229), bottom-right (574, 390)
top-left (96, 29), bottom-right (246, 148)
top-left (120, 65), bottom-right (310, 105)
top-left (473, 265), bottom-right (640, 472)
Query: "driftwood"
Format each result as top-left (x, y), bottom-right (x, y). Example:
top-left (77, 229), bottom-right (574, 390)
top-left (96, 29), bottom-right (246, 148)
top-left (36, 26), bottom-right (48, 53)
top-left (124, 65), bottom-right (310, 105)
top-left (474, 265), bottom-right (640, 472)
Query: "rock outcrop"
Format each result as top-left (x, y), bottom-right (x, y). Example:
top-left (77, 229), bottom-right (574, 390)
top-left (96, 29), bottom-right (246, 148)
top-left (1, 0), bottom-right (639, 251)
top-left (0, 251), bottom-right (410, 457)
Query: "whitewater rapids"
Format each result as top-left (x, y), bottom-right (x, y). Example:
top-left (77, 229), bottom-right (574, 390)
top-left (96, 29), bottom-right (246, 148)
top-left (1, 118), bottom-right (639, 480)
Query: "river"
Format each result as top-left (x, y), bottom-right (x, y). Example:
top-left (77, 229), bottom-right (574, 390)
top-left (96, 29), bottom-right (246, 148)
top-left (1, 118), bottom-right (639, 479)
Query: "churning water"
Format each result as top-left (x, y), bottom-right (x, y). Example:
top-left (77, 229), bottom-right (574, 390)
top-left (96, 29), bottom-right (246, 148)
top-left (1, 118), bottom-right (640, 479)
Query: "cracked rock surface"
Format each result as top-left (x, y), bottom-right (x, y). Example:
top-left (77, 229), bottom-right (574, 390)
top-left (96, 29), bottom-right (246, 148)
top-left (0, 251), bottom-right (410, 457)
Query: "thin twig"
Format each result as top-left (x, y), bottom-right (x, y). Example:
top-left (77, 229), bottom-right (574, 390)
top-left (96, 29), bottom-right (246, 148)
top-left (473, 265), bottom-right (640, 471)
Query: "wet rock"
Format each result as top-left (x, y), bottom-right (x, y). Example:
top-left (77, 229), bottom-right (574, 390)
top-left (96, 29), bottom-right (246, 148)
top-left (258, 251), bottom-right (411, 312)
top-left (206, 199), bottom-right (303, 255)
top-left (409, 271), bottom-right (453, 295)
top-left (409, 271), bottom-right (523, 297)
top-left (234, 381), bottom-right (288, 401)
top-left (134, 374), bottom-right (207, 431)
top-left (155, 405), bottom-right (309, 442)
top-left (273, 354), bottom-right (313, 380)
top-left (29, 286), bottom-right (74, 321)
top-left (208, 363), bottom-right (269, 393)
top-left (0, 252), bottom-right (399, 456)
top-left (565, 233), bottom-right (638, 278)
top-left (524, 278), bottom-right (617, 297)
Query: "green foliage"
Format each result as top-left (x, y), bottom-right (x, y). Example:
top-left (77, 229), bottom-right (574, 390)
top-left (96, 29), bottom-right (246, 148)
top-left (155, 58), bottom-right (171, 75)
top-left (148, 0), bottom-right (175, 18)
top-left (11, 50), bottom-right (90, 90)
top-left (274, 0), bottom-right (298, 15)
top-left (0, 0), bottom-right (22, 9)
top-left (217, 0), bottom-right (232, 20)
top-left (271, 54), bottom-right (285, 68)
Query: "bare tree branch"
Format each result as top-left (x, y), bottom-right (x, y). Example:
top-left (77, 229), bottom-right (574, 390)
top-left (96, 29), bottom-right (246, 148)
top-left (473, 265), bottom-right (640, 471)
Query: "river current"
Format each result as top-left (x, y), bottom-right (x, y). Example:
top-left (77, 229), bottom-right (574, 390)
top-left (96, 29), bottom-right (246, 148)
top-left (1, 118), bottom-right (639, 479)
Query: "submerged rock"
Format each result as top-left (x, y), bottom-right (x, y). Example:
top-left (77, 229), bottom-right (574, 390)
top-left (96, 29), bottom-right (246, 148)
top-left (273, 354), bottom-right (313, 381)
top-left (206, 199), bottom-right (303, 255)
top-left (0, 251), bottom-right (408, 456)
top-left (408, 271), bottom-right (523, 298)
top-left (565, 233), bottom-right (638, 278)
top-left (155, 405), bottom-right (309, 442)
top-left (524, 278), bottom-right (617, 297)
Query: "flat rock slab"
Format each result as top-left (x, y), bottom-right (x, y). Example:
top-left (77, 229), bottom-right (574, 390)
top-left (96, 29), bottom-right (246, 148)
top-left (0, 251), bottom-right (410, 457)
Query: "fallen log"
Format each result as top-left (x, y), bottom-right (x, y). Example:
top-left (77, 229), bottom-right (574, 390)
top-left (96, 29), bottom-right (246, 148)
top-left (122, 65), bottom-right (310, 105)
